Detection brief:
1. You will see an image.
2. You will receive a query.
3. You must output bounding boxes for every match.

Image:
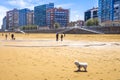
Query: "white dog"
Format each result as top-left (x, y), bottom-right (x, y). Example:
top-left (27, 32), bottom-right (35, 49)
top-left (74, 60), bottom-right (88, 72)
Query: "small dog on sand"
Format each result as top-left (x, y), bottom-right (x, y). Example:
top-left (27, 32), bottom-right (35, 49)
top-left (74, 60), bottom-right (88, 72)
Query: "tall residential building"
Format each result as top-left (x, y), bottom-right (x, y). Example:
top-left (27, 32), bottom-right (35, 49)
top-left (34, 3), bottom-right (54, 27)
top-left (114, 0), bottom-right (120, 21)
top-left (27, 10), bottom-right (34, 25)
top-left (84, 7), bottom-right (98, 21)
top-left (19, 8), bottom-right (31, 26)
top-left (98, 0), bottom-right (120, 23)
top-left (46, 8), bottom-right (69, 28)
top-left (6, 8), bottom-right (19, 29)
top-left (2, 16), bottom-right (7, 30)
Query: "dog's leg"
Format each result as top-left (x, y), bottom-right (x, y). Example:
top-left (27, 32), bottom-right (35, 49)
top-left (84, 66), bottom-right (87, 72)
top-left (77, 65), bottom-right (80, 71)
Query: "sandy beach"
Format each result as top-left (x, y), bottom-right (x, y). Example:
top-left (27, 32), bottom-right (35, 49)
top-left (0, 33), bottom-right (120, 80)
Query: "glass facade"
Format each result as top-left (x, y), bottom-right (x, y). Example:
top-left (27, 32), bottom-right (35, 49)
top-left (19, 8), bottom-right (31, 26)
top-left (84, 8), bottom-right (98, 21)
top-left (34, 3), bottom-right (54, 27)
top-left (84, 10), bottom-right (91, 21)
top-left (27, 11), bottom-right (34, 25)
top-left (46, 8), bottom-right (69, 28)
top-left (2, 16), bottom-right (6, 30)
top-left (114, 0), bottom-right (120, 21)
top-left (99, 0), bottom-right (120, 23)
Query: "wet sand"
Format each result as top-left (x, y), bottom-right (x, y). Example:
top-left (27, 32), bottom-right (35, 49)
top-left (0, 33), bottom-right (120, 80)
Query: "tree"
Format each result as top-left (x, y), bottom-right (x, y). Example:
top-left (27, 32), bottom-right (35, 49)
top-left (94, 18), bottom-right (99, 26)
top-left (21, 25), bottom-right (37, 30)
top-left (85, 18), bottom-right (99, 26)
top-left (54, 22), bottom-right (60, 29)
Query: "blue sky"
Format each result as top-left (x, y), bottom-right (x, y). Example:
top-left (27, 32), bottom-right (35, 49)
top-left (0, 0), bottom-right (98, 28)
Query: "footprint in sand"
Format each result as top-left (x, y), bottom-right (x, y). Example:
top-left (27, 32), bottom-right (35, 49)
top-left (100, 72), bottom-right (103, 74)
top-left (96, 72), bottom-right (103, 74)
top-left (53, 65), bottom-right (56, 67)
top-left (87, 75), bottom-right (90, 77)
top-left (33, 64), bottom-right (37, 66)
top-left (56, 74), bottom-right (59, 76)
top-left (32, 62), bottom-right (37, 66)
top-left (62, 69), bottom-right (65, 71)
top-left (14, 74), bottom-right (18, 77)
top-left (114, 68), bottom-right (117, 71)
top-left (60, 76), bottom-right (64, 78)
top-left (107, 72), bottom-right (110, 74)
top-left (115, 58), bottom-right (120, 61)
top-left (52, 61), bottom-right (55, 63)
top-left (96, 72), bottom-right (99, 74)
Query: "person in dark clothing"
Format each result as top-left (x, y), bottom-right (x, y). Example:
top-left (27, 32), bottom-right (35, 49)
top-left (61, 34), bottom-right (64, 41)
top-left (64, 33), bottom-right (66, 37)
top-left (56, 33), bottom-right (59, 41)
top-left (5, 34), bottom-right (8, 40)
top-left (11, 34), bottom-right (14, 40)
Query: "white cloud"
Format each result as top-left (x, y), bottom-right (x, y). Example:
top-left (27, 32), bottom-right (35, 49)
top-left (7, 0), bottom-right (35, 9)
top-left (8, 0), bottom-right (26, 8)
top-left (7, 0), bottom-right (56, 10)
top-left (0, 6), bottom-right (9, 29)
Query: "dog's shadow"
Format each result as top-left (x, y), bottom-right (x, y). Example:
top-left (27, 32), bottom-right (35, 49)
top-left (74, 70), bottom-right (88, 73)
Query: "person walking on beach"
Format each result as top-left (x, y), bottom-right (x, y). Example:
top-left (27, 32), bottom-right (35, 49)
top-left (56, 33), bottom-right (59, 41)
top-left (11, 34), bottom-right (14, 40)
top-left (2, 33), bottom-right (4, 36)
top-left (5, 34), bottom-right (8, 40)
top-left (64, 33), bottom-right (66, 37)
top-left (61, 34), bottom-right (64, 41)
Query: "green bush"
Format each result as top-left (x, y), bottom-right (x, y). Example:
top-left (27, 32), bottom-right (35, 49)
top-left (21, 25), bottom-right (37, 30)
top-left (85, 18), bottom-right (99, 26)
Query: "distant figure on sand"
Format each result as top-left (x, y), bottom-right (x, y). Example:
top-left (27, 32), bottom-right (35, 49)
top-left (61, 34), bottom-right (64, 41)
top-left (56, 33), bottom-right (59, 41)
top-left (11, 34), bottom-right (15, 40)
top-left (2, 33), bottom-right (4, 36)
top-left (5, 34), bottom-right (8, 40)
top-left (64, 33), bottom-right (66, 37)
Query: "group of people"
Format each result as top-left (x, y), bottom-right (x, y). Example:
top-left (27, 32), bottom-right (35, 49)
top-left (56, 33), bottom-right (65, 41)
top-left (4, 33), bottom-right (15, 40)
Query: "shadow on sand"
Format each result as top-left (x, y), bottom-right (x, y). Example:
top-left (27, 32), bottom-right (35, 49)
top-left (74, 70), bottom-right (88, 73)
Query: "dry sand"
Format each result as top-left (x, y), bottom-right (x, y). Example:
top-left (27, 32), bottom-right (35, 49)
top-left (0, 33), bottom-right (120, 80)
